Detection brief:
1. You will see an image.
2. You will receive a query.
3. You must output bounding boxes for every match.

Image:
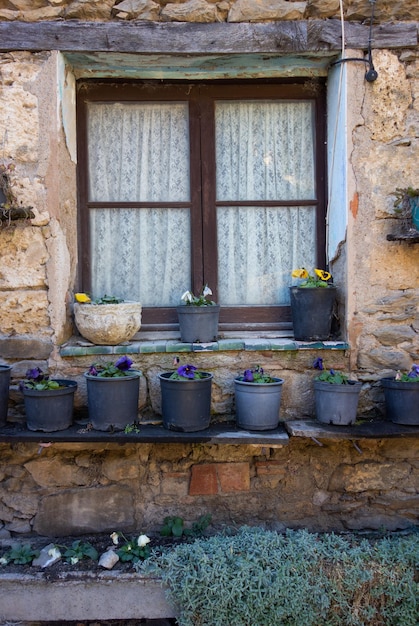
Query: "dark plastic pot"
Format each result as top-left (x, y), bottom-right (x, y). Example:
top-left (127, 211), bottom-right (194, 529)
top-left (234, 377), bottom-right (284, 431)
top-left (0, 365), bottom-right (12, 427)
top-left (85, 372), bottom-right (141, 432)
top-left (176, 305), bottom-right (220, 343)
top-left (314, 380), bottom-right (362, 426)
top-left (159, 372), bottom-right (213, 432)
top-left (381, 378), bottom-right (419, 425)
top-left (23, 380), bottom-right (77, 432)
top-left (290, 286), bottom-right (337, 341)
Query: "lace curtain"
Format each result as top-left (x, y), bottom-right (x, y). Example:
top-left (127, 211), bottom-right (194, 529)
top-left (216, 101), bottom-right (316, 305)
top-left (87, 100), bottom-right (316, 307)
top-left (88, 102), bottom-right (190, 306)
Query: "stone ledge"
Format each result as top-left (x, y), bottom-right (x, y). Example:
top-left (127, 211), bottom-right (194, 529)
top-left (0, 421), bottom-right (290, 446)
top-left (0, 571), bottom-right (175, 621)
top-left (285, 419), bottom-right (419, 440)
top-left (60, 338), bottom-right (349, 356)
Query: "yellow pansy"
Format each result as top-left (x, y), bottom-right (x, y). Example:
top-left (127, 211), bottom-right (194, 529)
top-left (291, 268), bottom-right (309, 279)
top-left (314, 269), bottom-right (331, 281)
top-left (75, 293), bottom-right (91, 303)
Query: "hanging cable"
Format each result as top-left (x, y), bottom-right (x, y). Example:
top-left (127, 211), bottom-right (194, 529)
top-left (325, 0), bottom-right (346, 266)
top-left (330, 0), bottom-right (378, 82)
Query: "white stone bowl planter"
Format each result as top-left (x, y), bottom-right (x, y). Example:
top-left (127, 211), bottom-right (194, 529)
top-left (74, 301), bottom-right (142, 345)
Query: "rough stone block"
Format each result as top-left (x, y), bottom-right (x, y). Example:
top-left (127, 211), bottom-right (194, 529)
top-left (0, 290), bottom-right (51, 335)
top-left (33, 486), bottom-right (134, 536)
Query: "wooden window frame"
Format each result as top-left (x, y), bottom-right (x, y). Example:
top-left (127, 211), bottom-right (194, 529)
top-left (76, 79), bottom-right (327, 332)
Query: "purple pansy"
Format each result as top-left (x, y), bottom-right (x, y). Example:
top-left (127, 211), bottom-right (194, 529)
top-left (177, 364), bottom-right (197, 379)
top-left (115, 356), bottom-right (133, 371)
top-left (25, 367), bottom-right (45, 382)
top-left (407, 364), bottom-right (419, 378)
top-left (243, 369), bottom-right (254, 382)
top-left (313, 357), bottom-right (324, 371)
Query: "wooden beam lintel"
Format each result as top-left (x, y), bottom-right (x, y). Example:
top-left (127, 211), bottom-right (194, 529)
top-left (0, 19), bottom-right (416, 54)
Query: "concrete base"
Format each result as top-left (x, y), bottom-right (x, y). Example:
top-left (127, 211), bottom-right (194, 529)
top-left (0, 571), bottom-right (176, 622)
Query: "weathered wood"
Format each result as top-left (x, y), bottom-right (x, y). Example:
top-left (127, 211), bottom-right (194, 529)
top-left (310, 18), bottom-right (418, 50)
top-left (0, 20), bottom-right (416, 54)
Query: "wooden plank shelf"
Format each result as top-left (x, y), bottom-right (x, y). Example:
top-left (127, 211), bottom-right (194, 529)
top-left (0, 421), bottom-right (289, 446)
top-left (285, 419), bottom-right (419, 440)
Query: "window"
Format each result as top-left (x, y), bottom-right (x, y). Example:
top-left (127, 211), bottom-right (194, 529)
top-left (77, 81), bottom-right (326, 331)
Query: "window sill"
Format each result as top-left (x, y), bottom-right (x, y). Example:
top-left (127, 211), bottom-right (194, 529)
top-left (60, 336), bottom-right (349, 357)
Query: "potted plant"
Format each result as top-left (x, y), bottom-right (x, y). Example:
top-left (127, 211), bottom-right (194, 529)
top-left (159, 363), bottom-right (213, 432)
top-left (176, 285), bottom-right (220, 343)
top-left (290, 268), bottom-right (337, 341)
top-left (234, 365), bottom-right (284, 431)
top-left (0, 364), bottom-right (12, 427)
top-left (381, 365), bottom-right (419, 425)
top-left (19, 367), bottom-right (77, 432)
top-left (74, 293), bottom-right (142, 346)
top-left (393, 187), bottom-right (419, 232)
top-left (313, 357), bottom-right (362, 426)
top-left (84, 356), bottom-right (141, 432)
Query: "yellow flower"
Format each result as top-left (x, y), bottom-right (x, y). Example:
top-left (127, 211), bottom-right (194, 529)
top-left (314, 269), bottom-right (331, 281)
top-left (291, 268), bottom-right (309, 279)
top-left (75, 293), bottom-right (91, 303)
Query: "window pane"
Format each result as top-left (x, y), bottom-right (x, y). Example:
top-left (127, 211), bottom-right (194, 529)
top-left (87, 102), bottom-right (190, 202)
top-left (217, 206), bottom-right (317, 305)
top-left (90, 207), bottom-right (191, 307)
top-left (215, 101), bottom-right (315, 201)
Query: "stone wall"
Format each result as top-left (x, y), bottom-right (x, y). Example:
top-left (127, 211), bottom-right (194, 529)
top-left (0, 0), bottom-right (418, 537)
top-left (0, 437), bottom-right (417, 537)
top-left (1, 0), bottom-right (419, 23)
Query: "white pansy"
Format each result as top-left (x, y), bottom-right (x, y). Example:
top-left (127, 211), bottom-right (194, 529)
top-left (48, 547), bottom-right (61, 559)
top-left (137, 534), bottom-right (151, 547)
top-left (202, 284), bottom-right (212, 297)
top-left (110, 532), bottom-right (119, 545)
top-left (0, 557), bottom-right (8, 565)
top-left (181, 290), bottom-right (193, 303)
top-left (70, 556), bottom-right (79, 565)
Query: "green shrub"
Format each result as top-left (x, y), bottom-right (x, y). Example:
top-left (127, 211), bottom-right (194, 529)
top-left (137, 526), bottom-right (419, 626)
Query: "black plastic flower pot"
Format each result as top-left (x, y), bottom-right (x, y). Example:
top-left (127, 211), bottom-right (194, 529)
top-left (314, 380), bottom-right (362, 426)
top-left (0, 365), bottom-right (12, 427)
top-left (84, 372), bottom-right (141, 432)
top-left (381, 378), bottom-right (419, 425)
top-left (290, 286), bottom-right (337, 341)
top-left (159, 372), bottom-right (213, 432)
top-left (234, 378), bottom-right (284, 431)
top-left (23, 380), bottom-right (77, 432)
top-left (176, 305), bottom-right (220, 343)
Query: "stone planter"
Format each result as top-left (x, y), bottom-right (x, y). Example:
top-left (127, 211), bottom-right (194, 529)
top-left (314, 380), bottom-right (362, 426)
top-left (290, 286), bottom-right (337, 341)
top-left (84, 371), bottom-right (141, 431)
top-left (74, 301), bottom-right (142, 345)
top-left (234, 377), bottom-right (284, 431)
top-left (159, 372), bottom-right (213, 432)
top-left (176, 305), bottom-right (220, 343)
top-left (0, 364), bottom-right (12, 427)
top-left (381, 378), bottom-right (419, 425)
top-left (23, 380), bottom-right (78, 432)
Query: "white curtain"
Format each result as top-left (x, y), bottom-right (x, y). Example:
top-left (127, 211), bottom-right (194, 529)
top-left (87, 99), bottom-right (317, 308)
top-left (215, 101), bottom-right (316, 305)
top-left (87, 102), bottom-right (190, 306)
